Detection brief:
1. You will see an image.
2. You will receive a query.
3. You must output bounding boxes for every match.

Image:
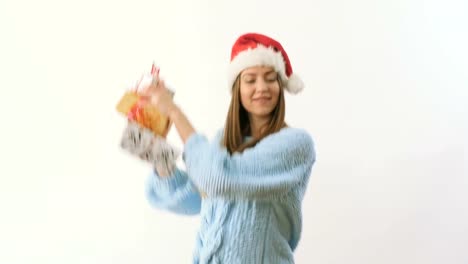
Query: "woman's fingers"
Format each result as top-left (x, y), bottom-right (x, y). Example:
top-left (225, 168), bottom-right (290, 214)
top-left (155, 79), bottom-right (168, 92)
top-left (135, 75), bottom-right (145, 92)
top-left (138, 95), bottom-right (151, 104)
top-left (134, 77), bottom-right (171, 112)
top-left (138, 77), bottom-right (158, 97)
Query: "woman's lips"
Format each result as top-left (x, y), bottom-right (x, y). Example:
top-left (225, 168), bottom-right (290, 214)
top-left (253, 97), bottom-right (271, 102)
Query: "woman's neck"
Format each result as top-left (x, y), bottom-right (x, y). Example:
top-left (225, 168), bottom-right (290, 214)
top-left (249, 115), bottom-right (271, 138)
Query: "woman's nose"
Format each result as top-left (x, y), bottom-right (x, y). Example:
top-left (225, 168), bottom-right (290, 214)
top-left (255, 79), bottom-right (268, 92)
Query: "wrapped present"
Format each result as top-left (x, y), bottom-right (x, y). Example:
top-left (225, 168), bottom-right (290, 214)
top-left (120, 121), bottom-right (179, 176)
top-left (118, 63), bottom-right (179, 175)
top-left (116, 63), bottom-right (172, 137)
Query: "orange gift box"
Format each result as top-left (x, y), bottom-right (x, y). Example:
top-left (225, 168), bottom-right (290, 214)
top-left (116, 63), bottom-right (172, 137)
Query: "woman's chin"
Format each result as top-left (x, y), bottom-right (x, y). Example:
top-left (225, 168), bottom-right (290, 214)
top-left (250, 110), bottom-right (274, 120)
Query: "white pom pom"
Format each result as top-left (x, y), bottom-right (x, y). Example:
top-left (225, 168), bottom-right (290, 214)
top-left (286, 73), bottom-right (304, 94)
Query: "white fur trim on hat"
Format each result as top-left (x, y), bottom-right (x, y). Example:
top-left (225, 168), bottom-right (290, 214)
top-left (228, 45), bottom-right (305, 94)
top-left (228, 45), bottom-right (287, 86)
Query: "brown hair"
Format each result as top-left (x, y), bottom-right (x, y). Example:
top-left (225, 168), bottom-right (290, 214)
top-left (222, 74), bottom-right (286, 154)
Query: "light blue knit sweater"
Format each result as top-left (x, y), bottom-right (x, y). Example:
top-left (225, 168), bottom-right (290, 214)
top-left (146, 127), bottom-right (316, 264)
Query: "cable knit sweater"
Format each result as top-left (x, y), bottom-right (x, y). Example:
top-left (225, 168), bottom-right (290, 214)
top-left (146, 127), bottom-right (316, 264)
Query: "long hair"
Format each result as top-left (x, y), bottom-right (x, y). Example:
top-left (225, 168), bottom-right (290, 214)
top-left (222, 74), bottom-right (286, 154)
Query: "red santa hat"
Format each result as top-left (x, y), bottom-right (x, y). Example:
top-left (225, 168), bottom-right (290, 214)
top-left (228, 33), bottom-right (304, 94)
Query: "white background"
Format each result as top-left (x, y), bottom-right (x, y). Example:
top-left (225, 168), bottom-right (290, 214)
top-left (0, 0), bottom-right (467, 263)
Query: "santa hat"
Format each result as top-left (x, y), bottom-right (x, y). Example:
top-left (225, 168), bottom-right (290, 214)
top-left (228, 33), bottom-right (304, 94)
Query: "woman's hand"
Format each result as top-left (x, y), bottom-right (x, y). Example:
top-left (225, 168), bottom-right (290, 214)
top-left (139, 78), bottom-right (176, 117)
top-left (137, 75), bottom-right (195, 144)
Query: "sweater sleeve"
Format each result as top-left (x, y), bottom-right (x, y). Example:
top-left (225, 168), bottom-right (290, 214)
top-left (183, 128), bottom-right (316, 199)
top-left (145, 167), bottom-right (202, 215)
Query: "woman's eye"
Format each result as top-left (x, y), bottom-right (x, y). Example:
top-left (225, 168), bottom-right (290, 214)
top-left (266, 74), bottom-right (278, 82)
top-left (245, 79), bottom-right (255, 84)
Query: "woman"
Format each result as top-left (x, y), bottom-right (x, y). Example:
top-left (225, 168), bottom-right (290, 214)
top-left (142, 33), bottom-right (316, 264)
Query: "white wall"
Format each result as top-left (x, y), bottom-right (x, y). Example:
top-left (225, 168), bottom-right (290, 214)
top-left (0, 0), bottom-right (466, 263)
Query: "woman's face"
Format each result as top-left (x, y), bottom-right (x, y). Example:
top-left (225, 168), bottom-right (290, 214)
top-left (239, 66), bottom-right (280, 120)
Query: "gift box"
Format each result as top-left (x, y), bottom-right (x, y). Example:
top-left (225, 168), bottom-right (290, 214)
top-left (117, 63), bottom-right (179, 175)
top-left (116, 63), bottom-right (172, 137)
